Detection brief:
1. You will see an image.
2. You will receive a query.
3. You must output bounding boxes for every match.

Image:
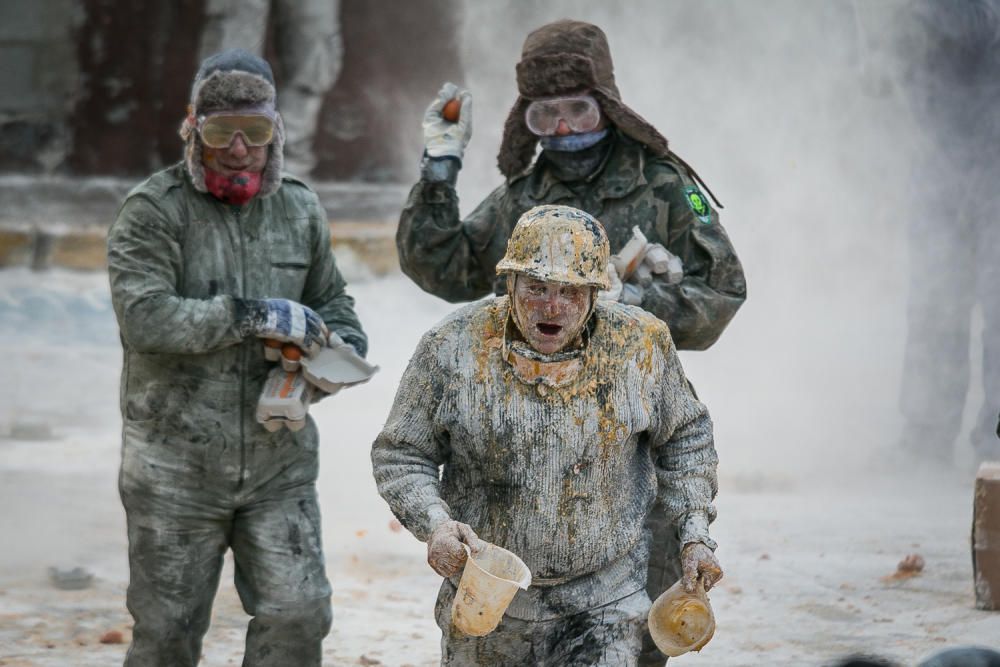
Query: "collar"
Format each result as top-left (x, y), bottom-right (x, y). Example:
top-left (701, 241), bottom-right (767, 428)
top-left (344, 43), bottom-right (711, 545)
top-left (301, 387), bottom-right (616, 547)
top-left (500, 308), bottom-right (593, 390)
top-left (518, 129), bottom-right (648, 203)
top-left (504, 341), bottom-right (585, 389)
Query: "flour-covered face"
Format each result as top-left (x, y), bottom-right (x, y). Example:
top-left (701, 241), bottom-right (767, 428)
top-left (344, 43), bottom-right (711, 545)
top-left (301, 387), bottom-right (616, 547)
top-left (511, 275), bottom-right (593, 355)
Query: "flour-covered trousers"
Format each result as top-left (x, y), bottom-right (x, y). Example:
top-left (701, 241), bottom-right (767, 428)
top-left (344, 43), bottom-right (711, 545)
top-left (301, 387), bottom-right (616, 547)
top-left (435, 584), bottom-right (650, 666)
top-left (119, 421), bottom-right (332, 667)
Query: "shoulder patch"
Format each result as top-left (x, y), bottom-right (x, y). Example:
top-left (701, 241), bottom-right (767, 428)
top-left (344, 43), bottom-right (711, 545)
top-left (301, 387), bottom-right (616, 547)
top-left (126, 163), bottom-right (185, 201)
top-left (279, 173), bottom-right (322, 214)
top-left (280, 172), bottom-right (311, 189)
top-left (682, 185), bottom-right (712, 224)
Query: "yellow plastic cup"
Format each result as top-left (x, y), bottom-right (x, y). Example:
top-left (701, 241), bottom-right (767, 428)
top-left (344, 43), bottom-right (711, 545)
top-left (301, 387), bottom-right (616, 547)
top-left (648, 579), bottom-right (716, 657)
top-left (452, 543), bottom-right (532, 636)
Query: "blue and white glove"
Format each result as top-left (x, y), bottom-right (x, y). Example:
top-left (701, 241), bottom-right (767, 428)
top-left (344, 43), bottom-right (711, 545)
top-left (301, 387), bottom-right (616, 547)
top-left (235, 298), bottom-right (329, 357)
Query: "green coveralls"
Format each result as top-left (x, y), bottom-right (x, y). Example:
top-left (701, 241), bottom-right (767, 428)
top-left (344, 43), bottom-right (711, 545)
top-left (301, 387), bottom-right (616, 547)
top-left (108, 162), bottom-right (366, 667)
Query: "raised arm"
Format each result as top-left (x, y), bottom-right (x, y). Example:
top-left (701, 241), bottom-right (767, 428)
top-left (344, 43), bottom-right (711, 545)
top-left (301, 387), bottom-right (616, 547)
top-left (396, 82), bottom-right (512, 303)
top-left (396, 173), bottom-right (508, 303)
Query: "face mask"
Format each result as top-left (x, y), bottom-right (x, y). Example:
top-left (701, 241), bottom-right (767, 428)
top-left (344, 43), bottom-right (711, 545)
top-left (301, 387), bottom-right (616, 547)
top-left (204, 168), bottom-right (262, 206)
top-left (541, 129), bottom-right (614, 182)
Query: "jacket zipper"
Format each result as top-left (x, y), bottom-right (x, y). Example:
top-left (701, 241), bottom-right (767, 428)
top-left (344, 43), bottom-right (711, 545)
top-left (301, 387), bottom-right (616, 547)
top-left (236, 205), bottom-right (248, 490)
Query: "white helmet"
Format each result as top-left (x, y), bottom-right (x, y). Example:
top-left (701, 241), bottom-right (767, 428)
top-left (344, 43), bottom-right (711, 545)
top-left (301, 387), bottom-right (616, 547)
top-left (495, 205), bottom-right (611, 289)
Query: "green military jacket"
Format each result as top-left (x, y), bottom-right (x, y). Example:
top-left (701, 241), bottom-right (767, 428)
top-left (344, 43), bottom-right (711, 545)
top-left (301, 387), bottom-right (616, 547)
top-left (397, 132), bottom-right (746, 350)
top-left (108, 162), bottom-right (366, 487)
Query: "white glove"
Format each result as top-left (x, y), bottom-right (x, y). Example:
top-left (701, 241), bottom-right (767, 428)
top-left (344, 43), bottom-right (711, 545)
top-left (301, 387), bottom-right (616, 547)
top-left (423, 82), bottom-right (473, 160)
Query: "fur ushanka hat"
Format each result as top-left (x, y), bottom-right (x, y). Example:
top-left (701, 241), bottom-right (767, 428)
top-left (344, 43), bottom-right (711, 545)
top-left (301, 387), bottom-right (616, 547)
top-left (179, 49), bottom-right (286, 197)
top-left (498, 20), bottom-right (719, 205)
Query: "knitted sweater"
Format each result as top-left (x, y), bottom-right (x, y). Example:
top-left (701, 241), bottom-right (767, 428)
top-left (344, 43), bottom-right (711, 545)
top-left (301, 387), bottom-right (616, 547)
top-left (371, 297), bottom-right (718, 620)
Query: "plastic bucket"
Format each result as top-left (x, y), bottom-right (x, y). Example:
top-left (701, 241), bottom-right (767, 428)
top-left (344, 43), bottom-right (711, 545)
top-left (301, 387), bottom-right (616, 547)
top-left (452, 543), bottom-right (531, 636)
top-left (648, 579), bottom-right (716, 657)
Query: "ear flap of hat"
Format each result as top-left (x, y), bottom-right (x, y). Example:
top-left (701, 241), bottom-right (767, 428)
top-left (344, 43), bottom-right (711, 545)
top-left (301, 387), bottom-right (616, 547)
top-left (591, 90), bottom-right (721, 206)
top-left (497, 96), bottom-right (539, 179)
top-left (258, 112), bottom-right (284, 197)
top-left (590, 89), bottom-right (670, 159)
top-left (180, 114), bottom-right (208, 193)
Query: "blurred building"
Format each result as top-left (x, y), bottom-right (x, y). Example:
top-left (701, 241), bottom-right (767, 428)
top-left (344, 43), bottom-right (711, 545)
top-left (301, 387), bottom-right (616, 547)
top-left (0, 0), bottom-right (464, 182)
top-left (0, 0), bottom-right (465, 271)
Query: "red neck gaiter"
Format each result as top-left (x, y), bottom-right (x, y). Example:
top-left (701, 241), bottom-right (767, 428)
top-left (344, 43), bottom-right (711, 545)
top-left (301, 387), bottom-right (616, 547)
top-left (204, 168), bottom-right (262, 206)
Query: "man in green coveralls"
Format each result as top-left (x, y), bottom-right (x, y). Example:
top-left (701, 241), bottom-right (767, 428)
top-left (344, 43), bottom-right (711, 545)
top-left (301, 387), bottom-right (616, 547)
top-left (107, 49), bottom-right (367, 666)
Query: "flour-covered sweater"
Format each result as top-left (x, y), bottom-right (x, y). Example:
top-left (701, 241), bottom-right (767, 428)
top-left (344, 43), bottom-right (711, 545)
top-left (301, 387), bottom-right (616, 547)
top-left (371, 297), bottom-right (718, 620)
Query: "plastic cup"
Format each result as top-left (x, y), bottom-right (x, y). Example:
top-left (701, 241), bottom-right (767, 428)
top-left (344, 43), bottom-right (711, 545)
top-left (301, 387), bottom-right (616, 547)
top-left (648, 579), bottom-right (716, 657)
top-left (451, 543), bottom-right (531, 636)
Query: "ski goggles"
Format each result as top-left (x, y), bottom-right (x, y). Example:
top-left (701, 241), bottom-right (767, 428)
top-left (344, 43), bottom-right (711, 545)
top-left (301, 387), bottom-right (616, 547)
top-left (524, 95), bottom-right (602, 136)
top-left (197, 113), bottom-right (275, 149)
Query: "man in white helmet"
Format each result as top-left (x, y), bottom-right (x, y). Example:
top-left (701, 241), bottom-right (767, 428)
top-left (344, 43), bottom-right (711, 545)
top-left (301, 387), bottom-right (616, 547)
top-left (372, 205), bottom-right (722, 665)
top-left (400, 22), bottom-right (744, 665)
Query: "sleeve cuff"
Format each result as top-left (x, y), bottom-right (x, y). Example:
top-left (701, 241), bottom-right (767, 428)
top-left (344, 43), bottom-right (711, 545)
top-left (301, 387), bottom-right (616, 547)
top-left (678, 510), bottom-right (717, 551)
top-left (414, 502), bottom-right (452, 542)
top-left (420, 155), bottom-right (461, 186)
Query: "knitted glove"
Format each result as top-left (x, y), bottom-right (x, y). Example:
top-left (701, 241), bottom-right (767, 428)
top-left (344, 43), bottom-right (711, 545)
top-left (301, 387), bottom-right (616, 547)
top-left (235, 298), bottom-right (328, 357)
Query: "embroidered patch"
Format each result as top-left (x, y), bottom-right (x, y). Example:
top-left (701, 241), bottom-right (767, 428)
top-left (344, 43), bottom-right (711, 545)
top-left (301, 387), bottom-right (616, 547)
top-left (683, 186), bottom-right (712, 224)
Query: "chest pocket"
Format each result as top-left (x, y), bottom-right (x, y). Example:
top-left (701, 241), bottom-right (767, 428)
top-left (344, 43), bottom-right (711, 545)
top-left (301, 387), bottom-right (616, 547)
top-left (264, 211), bottom-right (312, 301)
top-left (269, 244), bottom-right (311, 298)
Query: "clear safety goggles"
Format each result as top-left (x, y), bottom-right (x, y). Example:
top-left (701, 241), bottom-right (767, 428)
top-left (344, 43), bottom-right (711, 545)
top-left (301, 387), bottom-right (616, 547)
top-left (524, 95), bottom-right (602, 136)
top-left (198, 113), bottom-right (275, 149)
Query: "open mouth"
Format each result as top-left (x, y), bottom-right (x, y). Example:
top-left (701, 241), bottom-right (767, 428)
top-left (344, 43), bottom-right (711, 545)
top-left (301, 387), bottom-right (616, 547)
top-left (536, 323), bottom-right (563, 336)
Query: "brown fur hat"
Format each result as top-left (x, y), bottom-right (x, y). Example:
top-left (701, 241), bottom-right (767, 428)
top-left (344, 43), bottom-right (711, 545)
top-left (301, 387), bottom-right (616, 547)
top-left (179, 49), bottom-right (285, 197)
top-left (498, 20), bottom-right (672, 179)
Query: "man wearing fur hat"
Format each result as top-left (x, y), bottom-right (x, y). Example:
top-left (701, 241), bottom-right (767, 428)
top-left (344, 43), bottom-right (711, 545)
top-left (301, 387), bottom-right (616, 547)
top-left (397, 19), bottom-right (744, 665)
top-left (107, 49), bottom-right (367, 666)
top-left (375, 205), bottom-right (722, 666)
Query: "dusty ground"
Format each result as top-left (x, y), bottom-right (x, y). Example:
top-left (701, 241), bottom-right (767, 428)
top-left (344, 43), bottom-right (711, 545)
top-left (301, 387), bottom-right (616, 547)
top-left (0, 269), bottom-right (997, 667)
